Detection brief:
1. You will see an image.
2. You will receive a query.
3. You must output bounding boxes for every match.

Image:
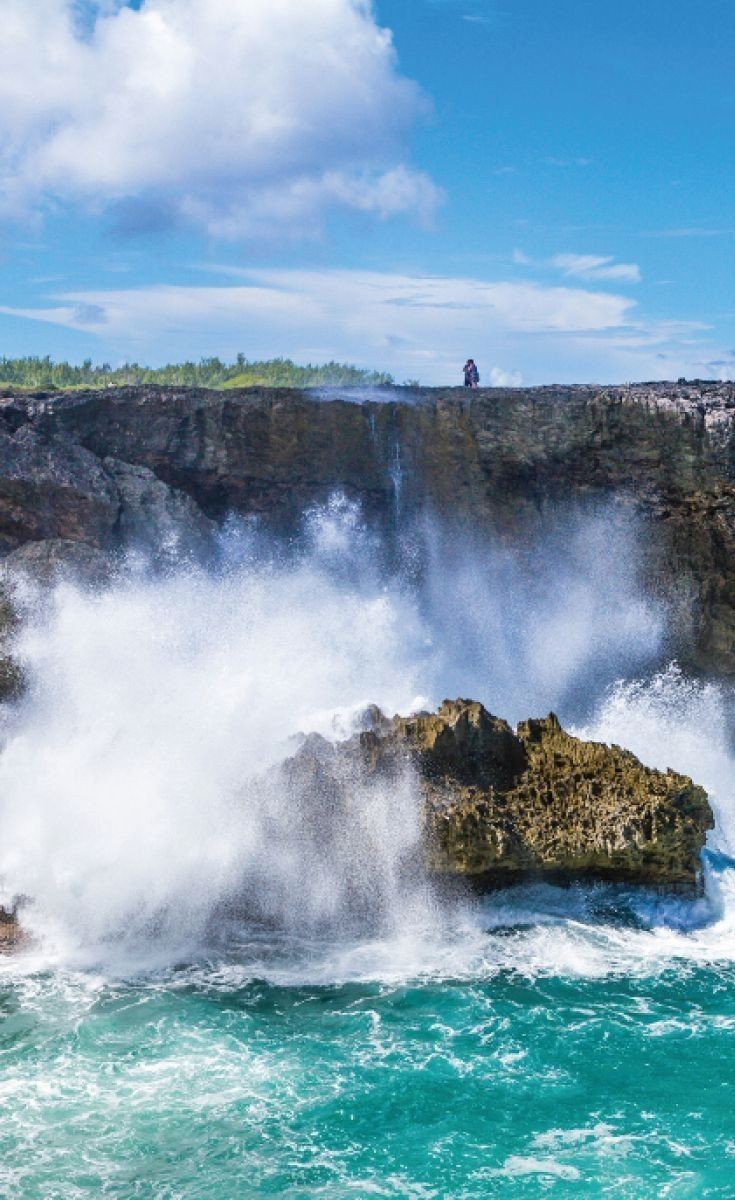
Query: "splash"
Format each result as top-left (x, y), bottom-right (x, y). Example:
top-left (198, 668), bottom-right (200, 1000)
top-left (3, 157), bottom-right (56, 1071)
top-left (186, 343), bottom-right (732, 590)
top-left (0, 510), bottom-right (429, 958)
top-left (575, 665), bottom-right (735, 856)
top-left (411, 505), bottom-right (662, 720)
top-left (0, 497), bottom-right (684, 964)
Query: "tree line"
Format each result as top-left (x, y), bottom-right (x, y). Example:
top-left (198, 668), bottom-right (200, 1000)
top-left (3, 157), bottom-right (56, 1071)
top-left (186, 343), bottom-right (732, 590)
top-left (0, 355), bottom-right (394, 390)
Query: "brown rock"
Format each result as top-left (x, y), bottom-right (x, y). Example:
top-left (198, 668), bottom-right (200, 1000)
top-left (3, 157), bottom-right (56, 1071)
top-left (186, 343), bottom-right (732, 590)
top-left (289, 699), bottom-right (714, 892)
top-left (0, 906), bottom-right (23, 952)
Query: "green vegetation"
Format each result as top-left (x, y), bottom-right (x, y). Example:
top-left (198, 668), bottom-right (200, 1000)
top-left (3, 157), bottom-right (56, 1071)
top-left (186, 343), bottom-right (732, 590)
top-left (0, 355), bottom-right (394, 391)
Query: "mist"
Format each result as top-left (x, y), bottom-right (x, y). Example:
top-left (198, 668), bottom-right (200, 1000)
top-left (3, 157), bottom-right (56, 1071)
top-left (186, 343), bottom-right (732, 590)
top-left (0, 497), bottom-right (675, 959)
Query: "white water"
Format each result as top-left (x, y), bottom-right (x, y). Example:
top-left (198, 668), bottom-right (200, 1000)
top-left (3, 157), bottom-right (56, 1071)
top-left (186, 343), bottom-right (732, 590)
top-left (2, 498), bottom-right (735, 977)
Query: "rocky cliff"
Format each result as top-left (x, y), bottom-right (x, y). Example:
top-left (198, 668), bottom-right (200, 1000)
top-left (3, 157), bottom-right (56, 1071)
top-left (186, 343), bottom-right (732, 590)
top-left (287, 698), bottom-right (714, 892)
top-left (2, 381), bottom-right (735, 671)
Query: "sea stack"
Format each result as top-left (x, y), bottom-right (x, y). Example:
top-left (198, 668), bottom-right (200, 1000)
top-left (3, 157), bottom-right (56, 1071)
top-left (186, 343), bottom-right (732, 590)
top-left (288, 699), bottom-right (714, 892)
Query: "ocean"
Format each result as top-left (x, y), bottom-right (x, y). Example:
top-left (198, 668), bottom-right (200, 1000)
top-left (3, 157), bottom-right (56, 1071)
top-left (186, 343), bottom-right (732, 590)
top-left (1, 501), bottom-right (734, 1198)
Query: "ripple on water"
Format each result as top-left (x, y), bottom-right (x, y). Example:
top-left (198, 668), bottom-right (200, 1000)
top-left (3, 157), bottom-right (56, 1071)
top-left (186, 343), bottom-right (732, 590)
top-left (1, 894), bottom-right (735, 1198)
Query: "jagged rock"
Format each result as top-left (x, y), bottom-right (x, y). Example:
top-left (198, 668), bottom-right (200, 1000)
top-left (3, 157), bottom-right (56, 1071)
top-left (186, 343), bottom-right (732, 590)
top-left (0, 418), bottom-right (216, 575)
top-left (0, 654), bottom-right (24, 703)
top-left (0, 423), bottom-right (119, 554)
top-left (289, 699), bottom-right (714, 892)
top-left (0, 914), bottom-right (20, 952)
top-left (103, 458), bottom-right (215, 558)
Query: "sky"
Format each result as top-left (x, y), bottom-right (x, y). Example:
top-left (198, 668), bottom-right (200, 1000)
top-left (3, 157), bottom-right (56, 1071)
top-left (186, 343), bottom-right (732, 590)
top-left (0, 0), bottom-right (733, 385)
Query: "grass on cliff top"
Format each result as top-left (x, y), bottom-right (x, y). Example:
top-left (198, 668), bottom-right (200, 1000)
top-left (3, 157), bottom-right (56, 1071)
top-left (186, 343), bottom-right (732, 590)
top-left (0, 355), bottom-right (394, 391)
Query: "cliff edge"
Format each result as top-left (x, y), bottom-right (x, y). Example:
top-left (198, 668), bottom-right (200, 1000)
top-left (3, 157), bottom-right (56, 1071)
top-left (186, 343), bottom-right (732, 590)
top-left (1, 380), bottom-right (735, 671)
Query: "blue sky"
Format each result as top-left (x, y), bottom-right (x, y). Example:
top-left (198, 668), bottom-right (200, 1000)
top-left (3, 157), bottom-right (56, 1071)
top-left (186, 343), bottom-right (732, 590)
top-left (0, 0), bottom-right (732, 384)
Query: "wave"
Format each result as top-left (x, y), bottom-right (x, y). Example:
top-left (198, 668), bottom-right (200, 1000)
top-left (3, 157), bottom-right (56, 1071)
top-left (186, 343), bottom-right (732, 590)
top-left (2, 497), bottom-right (733, 977)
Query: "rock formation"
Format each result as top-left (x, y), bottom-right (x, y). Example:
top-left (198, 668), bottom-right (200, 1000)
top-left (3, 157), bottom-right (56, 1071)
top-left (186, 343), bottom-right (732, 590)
top-left (0, 698), bottom-right (714, 946)
top-left (2, 381), bottom-right (735, 672)
top-left (0, 910), bottom-right (21, 950)
top-left (287, 699), bottom-right (713, 891)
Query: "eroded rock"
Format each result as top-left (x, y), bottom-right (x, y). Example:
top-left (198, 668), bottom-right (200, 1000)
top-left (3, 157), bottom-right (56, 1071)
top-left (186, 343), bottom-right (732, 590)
top-left (289, 699), bottom-right (714, 892)
top-left (0, 424), bottom-right (119, 554)
top-left (0, 907), bottom-right (23, 952)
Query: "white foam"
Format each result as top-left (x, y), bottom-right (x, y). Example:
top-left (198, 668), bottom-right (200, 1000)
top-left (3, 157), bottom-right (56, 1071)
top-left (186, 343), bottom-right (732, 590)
top-left (0, 500), bottom-right (727, 977)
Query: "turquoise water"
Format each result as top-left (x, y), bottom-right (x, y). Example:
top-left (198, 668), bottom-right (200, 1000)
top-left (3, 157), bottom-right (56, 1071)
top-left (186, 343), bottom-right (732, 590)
top-left (3, 887), bottom-right (735, 1199)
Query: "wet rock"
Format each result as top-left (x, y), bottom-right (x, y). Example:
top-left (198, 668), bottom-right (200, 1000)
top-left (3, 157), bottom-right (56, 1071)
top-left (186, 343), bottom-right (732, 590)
top-left (2, 538), bottom-right (112, 585)
top-left (289, 699), bottom-right (714, 892)
top-left (0, 587), bottom-right (23, 701)
top-left (0, 654), bottom-right (24, 703)
top-left (0, 542), bottom-right (112, 702)
top-left (0, 905), bottom-right (25, 952)
top-left (103, 458), bottom-right (215, 559)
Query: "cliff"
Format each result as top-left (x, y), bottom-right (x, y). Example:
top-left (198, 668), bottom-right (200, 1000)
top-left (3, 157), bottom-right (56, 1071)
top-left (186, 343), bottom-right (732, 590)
top-left (286, 698), bottom-right (714, 892)
top-left (1, 380), bottom-right (735, 671)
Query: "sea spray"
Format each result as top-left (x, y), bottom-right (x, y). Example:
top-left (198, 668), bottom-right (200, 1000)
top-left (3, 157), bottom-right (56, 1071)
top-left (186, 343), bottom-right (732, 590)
top-left (0, 498), bottom-right (672, 962)
top-left (409, 503), bottom-right (663, 719)
top-left (0, 529), bottom-right (430, 956)
top-left (575, 665), bottom-right (735, 857)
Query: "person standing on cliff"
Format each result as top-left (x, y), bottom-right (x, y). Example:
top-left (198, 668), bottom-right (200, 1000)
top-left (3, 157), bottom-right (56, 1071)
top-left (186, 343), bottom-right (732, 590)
top-left (463, 359), bottom-right (479, 388)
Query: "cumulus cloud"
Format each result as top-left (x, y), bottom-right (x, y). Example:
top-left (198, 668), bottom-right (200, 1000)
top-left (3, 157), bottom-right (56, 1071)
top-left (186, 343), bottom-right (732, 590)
top-left (0, 0), bottom-right (440, 236)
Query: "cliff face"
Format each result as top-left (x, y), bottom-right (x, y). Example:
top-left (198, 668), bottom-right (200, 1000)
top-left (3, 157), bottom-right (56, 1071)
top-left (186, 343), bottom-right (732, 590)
top-left (2, 381), bottom-right (735, 671)
top-left (286, 699), bottom-right (714, 892)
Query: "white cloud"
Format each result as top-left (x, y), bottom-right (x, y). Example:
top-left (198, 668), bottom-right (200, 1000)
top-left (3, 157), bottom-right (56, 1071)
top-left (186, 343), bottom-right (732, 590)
top-left (3, 266), bottom-right (728, 383)
top-left (462, 14), bottom-right (496, 26)
top-left (551, 254), bottom-right (641, 283)
top-left (0, 0), bottom-right (440, 236)
top-left (513, 250), bottom-right (641, 285)
top-left (0, 266), bottom-right (637, 383)
top-left (489, 367), bottom-right (523, 386)
top-left (2, 267), bottom-right (634, 332)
